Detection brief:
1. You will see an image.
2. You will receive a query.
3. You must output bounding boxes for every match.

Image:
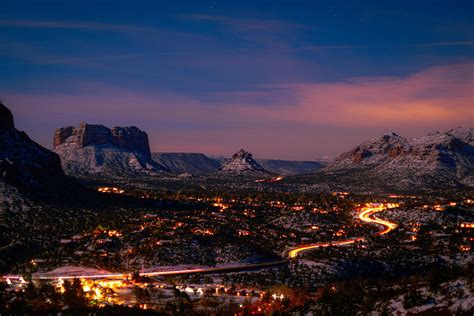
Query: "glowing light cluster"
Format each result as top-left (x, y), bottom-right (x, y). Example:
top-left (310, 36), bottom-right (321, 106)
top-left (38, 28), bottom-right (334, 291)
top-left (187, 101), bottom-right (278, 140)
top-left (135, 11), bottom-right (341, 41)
top-left (98, 187), bottom-right (125, 194)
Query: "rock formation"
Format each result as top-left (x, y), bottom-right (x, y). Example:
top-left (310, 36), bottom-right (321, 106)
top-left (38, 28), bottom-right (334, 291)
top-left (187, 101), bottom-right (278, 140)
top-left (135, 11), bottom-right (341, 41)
top-left (54, 123), bottom-right (167, 177)
top-left (220, 149), bottom-right (267, 173)
top-left (54, 123), bottom-right (151, 158)
top-left (327, 128), bottom-right (474, 189)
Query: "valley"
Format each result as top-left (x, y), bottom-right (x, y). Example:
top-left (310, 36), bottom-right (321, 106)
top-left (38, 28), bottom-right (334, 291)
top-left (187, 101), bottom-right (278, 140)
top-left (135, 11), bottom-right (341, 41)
top-left (0, 102), bottom-right (472, 314)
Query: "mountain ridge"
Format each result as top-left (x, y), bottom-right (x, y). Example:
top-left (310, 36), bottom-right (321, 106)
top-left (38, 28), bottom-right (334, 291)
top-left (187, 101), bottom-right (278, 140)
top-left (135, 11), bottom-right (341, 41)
top-left (323, 127), bottom-right (474, 190)
top-left (152, 152), bottom-right (324, 175)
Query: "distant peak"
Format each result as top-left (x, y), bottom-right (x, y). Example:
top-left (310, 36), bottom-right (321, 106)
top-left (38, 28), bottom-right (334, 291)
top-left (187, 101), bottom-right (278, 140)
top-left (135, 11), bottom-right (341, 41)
top-left (383, 131), bottom-right (400, 138)
top-left (234, 149), bottom-right (251, 158)
top-left (220, 149), bottom-right (266, 172)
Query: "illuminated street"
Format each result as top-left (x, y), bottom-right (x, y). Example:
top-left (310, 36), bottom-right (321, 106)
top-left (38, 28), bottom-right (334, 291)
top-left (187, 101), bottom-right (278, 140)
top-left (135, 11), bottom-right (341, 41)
top-left (2, 203), bottom-right (399, 281)
top-left (287, 203), bottom-right (398, 258)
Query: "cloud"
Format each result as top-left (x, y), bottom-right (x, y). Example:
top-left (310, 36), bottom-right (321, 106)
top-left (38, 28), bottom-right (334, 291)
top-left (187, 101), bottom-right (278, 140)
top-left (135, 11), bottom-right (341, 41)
top-left (0, 19), bottom-right (211, 44)
top-left (184, 14), bottom-right (303, 32)
top-left (0, 19), bottom-right (159, 33)
top-left (227, 62), bottom-right (474, 128)
top-left (413, 40), bottom-right (474, 47)
top-left (2, 62), bottom-right (472, 159)
top-left (236, 44), bottom-right (366, 53)
top-left (182, 13), bottom-right (312, 48)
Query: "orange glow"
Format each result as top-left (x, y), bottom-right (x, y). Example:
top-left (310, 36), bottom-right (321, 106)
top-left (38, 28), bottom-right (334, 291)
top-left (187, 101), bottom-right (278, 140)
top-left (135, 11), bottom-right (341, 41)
top-left (460, 245), bottom-right (471, 252)
top-left (107, 230), bottom-right (122, 237)
top-left (191, 228), bottom-right (215, 235)
top-left (97, 187), bottom-right (125, 194)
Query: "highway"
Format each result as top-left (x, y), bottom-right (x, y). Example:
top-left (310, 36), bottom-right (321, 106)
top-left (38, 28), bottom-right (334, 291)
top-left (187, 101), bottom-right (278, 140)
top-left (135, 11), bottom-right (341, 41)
top-left (2, 261), bottom-right (289, 281)
top-left (2, 203), bottom-right (397, 282)
top-left (255, 176), bottom-right (284, 183)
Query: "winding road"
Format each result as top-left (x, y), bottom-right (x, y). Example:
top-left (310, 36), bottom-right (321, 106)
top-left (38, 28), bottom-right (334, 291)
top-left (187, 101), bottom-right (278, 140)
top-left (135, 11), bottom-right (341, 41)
top-left (2, 203), bottom-right (398, 281)
top-left (287, 203), bottom-right (398, 258)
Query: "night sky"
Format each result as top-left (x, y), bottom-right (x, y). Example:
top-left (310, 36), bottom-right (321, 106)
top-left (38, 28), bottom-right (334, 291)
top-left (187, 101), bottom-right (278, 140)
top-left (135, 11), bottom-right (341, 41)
top-left (1, 1), bottom-right (473, 160)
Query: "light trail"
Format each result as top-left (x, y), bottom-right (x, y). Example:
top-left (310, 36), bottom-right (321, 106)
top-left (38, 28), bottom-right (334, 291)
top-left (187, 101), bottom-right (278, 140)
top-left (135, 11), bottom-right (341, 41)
top-left (358, 203), bottom-right (398, 236)
top-left (2, 273), bottom-right (125, 281)
top-left (287, 203), bottom-right (398, 258)
top-left (1, 203), bottom-right (398, 281)
top-left (1, 261), bottom-right (288, 281)
top-left (255, 176), bottom-right (284, 183)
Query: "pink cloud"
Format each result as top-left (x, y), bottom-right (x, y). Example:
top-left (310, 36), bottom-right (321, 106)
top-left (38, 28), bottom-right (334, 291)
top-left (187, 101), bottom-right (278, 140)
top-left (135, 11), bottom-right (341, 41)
top-left (228, 62), bottom-right (474, 128)
top-left (2, 62), bottom-right (472, 159)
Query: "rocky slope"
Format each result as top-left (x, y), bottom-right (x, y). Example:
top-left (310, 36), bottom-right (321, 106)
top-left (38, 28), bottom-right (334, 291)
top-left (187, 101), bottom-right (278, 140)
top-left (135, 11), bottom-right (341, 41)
top-left (219, 149), bottom-right (267, 173)
top-left (152, 153), bottom-right (221, 174)
top-left (0, 102), bottom-right (65, 190)
top-left (258, 159), bottom-right (323, 175)
top-left (0, 103), bottom-right (99, 271)
top-left (323, 127), bottom-right (474, 191)
top-left (54, 123), bottom-right (168, 177)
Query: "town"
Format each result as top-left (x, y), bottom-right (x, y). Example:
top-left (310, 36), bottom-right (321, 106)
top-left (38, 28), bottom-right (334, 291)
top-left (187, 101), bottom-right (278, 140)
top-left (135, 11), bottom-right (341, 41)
top-left (1, 1), bottom-right (473, 314)
top-left (2, 188), bottom-right (472, 314)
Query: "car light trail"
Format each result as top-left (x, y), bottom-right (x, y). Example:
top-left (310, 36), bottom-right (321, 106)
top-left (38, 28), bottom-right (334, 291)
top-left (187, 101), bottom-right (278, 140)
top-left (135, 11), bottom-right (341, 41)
top-left (255, 176), bottom-right (284, 183)
top-left (1, 261), bottom-right (288, 281)
top-left (287, 203), bottom-right (398, 258)
top-left (1, 204), bottom-right (398, 281)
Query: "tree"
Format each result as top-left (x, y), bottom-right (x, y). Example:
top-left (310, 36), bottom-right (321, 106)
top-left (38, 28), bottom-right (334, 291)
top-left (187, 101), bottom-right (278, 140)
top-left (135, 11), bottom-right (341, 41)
top-left (63, 279), bottom-right (86, 309)
top-left (0, 280), bottom-right (7, 312)
top-left (131, 270), bottom-right (141, 283)
top-left (25, 280), bottom-right (37, 300)
top-left (132, 285), bottom-right (150, 306)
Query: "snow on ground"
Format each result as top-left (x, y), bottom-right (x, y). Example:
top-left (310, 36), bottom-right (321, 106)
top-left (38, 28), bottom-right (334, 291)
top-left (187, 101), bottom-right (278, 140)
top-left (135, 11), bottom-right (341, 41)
top-left (36, 265), bottom-right (113, 277)
top-left (142, 261), bottom-right (257, 273)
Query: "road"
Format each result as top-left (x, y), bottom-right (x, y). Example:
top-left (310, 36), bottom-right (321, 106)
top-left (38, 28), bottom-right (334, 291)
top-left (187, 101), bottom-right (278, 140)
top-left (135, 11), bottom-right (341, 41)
top-left (255, 176), bottom-right (284, 183)
top-left (2, 203), bottom-right (397, 281)
top-left (2, 261), bottom-right (289, 281)
top-left (286, 203), bottom-right (398, 258)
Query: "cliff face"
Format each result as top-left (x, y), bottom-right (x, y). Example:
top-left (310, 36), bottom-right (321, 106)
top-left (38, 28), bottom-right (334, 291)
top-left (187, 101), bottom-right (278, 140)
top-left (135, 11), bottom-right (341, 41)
top-left (110, 126), bottom-right (151, 158)
top-left (54, 123), bottom-right (167, 177)
top-left (54, 123), bottom-right (151, 158)
top-left (0, 103), bottom-right (14, 129)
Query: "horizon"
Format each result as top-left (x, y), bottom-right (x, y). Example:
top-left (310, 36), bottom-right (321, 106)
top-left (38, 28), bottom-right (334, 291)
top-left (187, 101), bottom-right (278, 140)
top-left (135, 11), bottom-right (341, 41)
top-left (1, 1), bottom-right (473, 160)
top-left (1, 2), bottom-right (473, 314)
top-left (5, 108), bottom-right (471, 161)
